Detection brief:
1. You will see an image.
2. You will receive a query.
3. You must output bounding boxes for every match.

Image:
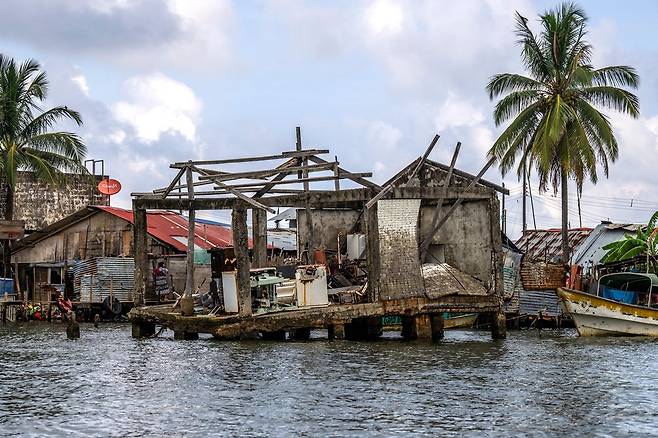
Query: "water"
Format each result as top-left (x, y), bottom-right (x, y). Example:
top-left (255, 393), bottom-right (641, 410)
top-left (1, 324), bottom-right (657, 437)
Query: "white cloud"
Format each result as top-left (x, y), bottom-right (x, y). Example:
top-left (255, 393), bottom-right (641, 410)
top-left (366, 121), bottom-right (402, 150)
top-left (111, 73), bottom-right (202, 143)
top-left (71, 74), bottom-right (90, 96)
top-left (435, 93), bottom-right (485, 132)
top-left (365, 0), bottom-right (404, 37)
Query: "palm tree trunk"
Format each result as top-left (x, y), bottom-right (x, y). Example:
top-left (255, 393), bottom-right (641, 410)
top-left (561, 168), bottom-right (570, 265)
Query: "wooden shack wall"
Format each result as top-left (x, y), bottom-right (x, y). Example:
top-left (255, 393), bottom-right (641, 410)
top-left (12, 211), bottom-right (174, 264)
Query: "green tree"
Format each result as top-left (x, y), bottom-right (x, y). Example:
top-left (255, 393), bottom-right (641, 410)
top-left (487, 3), bottom-right (639, 264)
top-left (0, 55), bottom-right (86, 277)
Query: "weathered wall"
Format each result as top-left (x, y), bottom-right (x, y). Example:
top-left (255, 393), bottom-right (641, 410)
top-left (166, 258), bottom-right (212, 294)
top-left (0, 172), bottom-right (108, 231)
top-left (12, 211), bottom-right (172, 264)
top-left (296, 209), bottom-right (362, 253)
top-left (419, 199), bottom-right (493, 285)
top-left (377, 199), bottom-right (425, 300)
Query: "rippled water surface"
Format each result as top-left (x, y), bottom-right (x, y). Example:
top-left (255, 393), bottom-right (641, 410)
top-left (2, 323), bottom-right (658, 437)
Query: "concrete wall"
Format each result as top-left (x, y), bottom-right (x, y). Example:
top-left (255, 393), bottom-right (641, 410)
top-left (296, 209), bottom-right (361, 253)
top-left (13, 211), bottom-right (172, 264)
top-left (419, 199), bottom-right (493, 285)
top-left (0, 172), bottom-right (108, 231)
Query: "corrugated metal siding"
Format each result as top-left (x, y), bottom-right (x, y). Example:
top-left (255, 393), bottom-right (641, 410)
top-left (519, 289), bottom-right (561, 316)
top-left (516, 228), bottom-right (592, 263)
top-left (73, 257), bottom-right (134, 302)
top-left (503, 250), bottom-right (522, 313)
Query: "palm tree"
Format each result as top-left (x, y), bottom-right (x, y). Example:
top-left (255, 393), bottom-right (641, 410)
top-left (487, 3), bottom-right (639, 264)
top-left (0, 55), bottom-right (86, 277)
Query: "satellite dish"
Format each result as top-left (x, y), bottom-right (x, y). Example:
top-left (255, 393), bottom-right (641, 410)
top-left (98, 178), bottom-right (122, 196)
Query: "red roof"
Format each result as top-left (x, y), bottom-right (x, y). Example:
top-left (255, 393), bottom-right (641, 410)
top-left (95, 206), bottom-right (259, 252)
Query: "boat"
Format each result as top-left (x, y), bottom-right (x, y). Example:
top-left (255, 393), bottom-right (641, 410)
top-left (444, 313), bottom-right (478, 329)
top-left (557, 272), bottom-right (658, 336)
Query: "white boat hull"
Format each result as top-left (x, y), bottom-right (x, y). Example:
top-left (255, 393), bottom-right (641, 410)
top-left (558, 288), bottom-right (658, 337)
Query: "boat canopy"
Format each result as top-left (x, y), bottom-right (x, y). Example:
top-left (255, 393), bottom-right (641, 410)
top-left (599, 272), bottom-right (658, 290)
top-left (598, 272), bottom-right (658, 305)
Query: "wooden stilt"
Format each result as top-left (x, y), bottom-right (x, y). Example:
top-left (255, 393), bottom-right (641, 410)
top-left (252, 208), bottom-right (268, 268)
top-left (232, 202), bottom-right (251, 316)
top-left (491, 311), bottom-right (507, 340)
top-left (132, 204), bottom-right (148, 307)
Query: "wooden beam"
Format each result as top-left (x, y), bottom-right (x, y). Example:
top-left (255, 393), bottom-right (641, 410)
top-left (308, 155), bottom-right (381, 190)
top-left (420, 141), bottom-right (461, 259)
top-left (134, 186), bottom-right (496, 210)
top-left (214, 173), bottom-right (372, 190)
top-left (160, 167), bottom-right (186, 199)
top-left (196, 162), bottom-right (337, 182)
top-left (152, 179), bottom-right (214, 195)
top-left (171, 149), bottom-right (329, 167)
top-left (253, 157), bottom-right (299, 198)
top-left (365, 134), bottom-right (439, 209)
top-left (155, 188), bottom-right (307, 197)
top-left (191, 165), bottom-right (276, 213)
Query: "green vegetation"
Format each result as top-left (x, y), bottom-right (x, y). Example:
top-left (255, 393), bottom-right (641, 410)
top-left (601, 211), bottom-right (658, 271)
top-left (487, 3), bottom-right (639, 264)
top-left (0, 55), bottom-right (86, 275)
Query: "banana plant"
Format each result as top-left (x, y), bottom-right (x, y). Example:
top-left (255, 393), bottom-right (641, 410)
top-left (601, 211), bottom-right (658, 271)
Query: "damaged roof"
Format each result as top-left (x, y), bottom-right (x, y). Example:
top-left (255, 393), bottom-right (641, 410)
top-left (515, 228), bottom-right (593, 263)
top-left (385, 157), bottom-right (509, 194)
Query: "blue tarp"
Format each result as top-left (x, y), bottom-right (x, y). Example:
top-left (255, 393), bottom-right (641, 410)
top-left (600, 286), bottom-right (637, 305)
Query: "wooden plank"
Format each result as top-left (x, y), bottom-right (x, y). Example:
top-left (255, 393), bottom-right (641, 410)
top-left (153, 179), bottom-right (214, 194)
top-left (420, 141), bottom-right (461, 258)
top-left (298, 127), bottom-right (314, 257)
top-left (197, 162), bottom-right (337, 181)
top-left (171, 149), bottom-right (329, 167)
top-left (215, 173), bottom-right (372, 190)
top-left (365, 134), bottom-right (439, 209)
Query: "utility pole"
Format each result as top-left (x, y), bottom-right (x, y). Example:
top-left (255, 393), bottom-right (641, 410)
top-left (577, 189), bottom-right (583, 228)
top-left (502, 182), bottom-right (506, 235)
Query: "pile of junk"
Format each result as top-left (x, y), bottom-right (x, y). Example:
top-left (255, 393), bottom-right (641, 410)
top-left (197, 234), bottom-right (369, 315)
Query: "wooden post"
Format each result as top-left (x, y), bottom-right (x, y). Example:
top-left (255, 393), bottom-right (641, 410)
top-left (297, 127), bottom-right (314, 259)
top-left (132, 204), bottom-right (148, 307)
top-left (252, 208), bottom-right (268, 268)
top-left (232, 202), bottom-right (251, 316)
top-left (185, 165), bottom-right (196, 298)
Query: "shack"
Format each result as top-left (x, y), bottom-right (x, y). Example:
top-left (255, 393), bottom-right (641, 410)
top-left (130, 130), bottom-right (509, 341)
top-left (10, 206), bottom-right (239, 304)
top-left (509, 227), bottom-right (592, 324)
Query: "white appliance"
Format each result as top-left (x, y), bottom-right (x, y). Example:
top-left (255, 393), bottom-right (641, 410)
top-left (347, 234), bottom-right (366, 260)
top-left (295, 265), bottom-right (329, 307)
top-left (221, 271), bottom-right (240, 313)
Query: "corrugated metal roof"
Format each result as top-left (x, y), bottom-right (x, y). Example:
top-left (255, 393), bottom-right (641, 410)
top-left (269, 208), bottom-right (297, 222)
top-left (515, 228), bottom-right (593, 263)
top-left (572, 222), bottom-right (643, 266)
top-left (96, 206), bottom-right (238, 251)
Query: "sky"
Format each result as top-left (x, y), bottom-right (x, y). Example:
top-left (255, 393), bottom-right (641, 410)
top-left (2, 0), bottom-right (658, 238)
